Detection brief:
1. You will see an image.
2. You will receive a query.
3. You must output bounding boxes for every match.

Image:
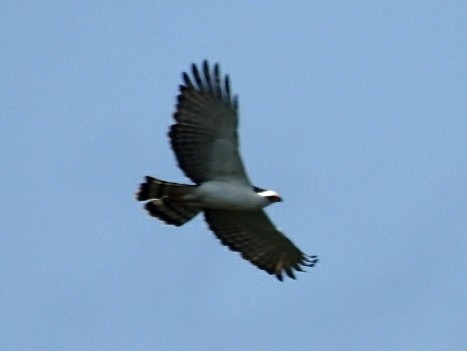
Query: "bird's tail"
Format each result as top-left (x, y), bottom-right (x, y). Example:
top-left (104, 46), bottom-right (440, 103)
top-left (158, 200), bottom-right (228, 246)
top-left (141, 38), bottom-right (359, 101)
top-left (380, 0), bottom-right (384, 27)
top-left (136, 176), bottom-right (201, 226)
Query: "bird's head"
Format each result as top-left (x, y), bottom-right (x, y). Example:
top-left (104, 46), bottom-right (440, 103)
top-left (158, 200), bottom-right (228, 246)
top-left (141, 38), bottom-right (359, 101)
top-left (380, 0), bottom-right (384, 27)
top-left (258, 190), bottom-right (283, 203)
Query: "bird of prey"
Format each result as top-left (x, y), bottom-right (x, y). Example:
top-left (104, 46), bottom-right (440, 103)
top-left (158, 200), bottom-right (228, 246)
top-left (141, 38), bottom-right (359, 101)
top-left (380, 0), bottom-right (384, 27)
top-left (136, 61), bottom-right (318, 280)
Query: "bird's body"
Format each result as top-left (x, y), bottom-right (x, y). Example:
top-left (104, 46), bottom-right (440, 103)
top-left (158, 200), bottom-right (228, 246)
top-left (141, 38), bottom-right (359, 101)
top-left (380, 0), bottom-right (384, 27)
top-left (136, 61), bottom-right (318, 280)
top-left (189, 181), bottom-right (271, 210)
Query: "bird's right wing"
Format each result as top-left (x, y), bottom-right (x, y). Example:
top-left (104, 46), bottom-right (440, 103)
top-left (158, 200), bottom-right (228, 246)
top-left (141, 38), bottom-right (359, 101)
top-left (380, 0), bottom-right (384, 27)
top-left (204, 209), bottom-right (318, 280)
top-left (169, 61), bottom-right (251, 186)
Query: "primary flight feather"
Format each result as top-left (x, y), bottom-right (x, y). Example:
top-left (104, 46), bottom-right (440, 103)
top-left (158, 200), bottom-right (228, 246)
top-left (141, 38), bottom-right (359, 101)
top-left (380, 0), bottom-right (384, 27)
top-left (136, 61), bottom-right (318, 280)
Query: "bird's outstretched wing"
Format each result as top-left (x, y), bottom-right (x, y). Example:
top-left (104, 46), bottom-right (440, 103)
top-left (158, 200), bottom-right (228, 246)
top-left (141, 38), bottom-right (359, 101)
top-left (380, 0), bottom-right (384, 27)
top-left (170, 61), bottom-right (251, 186)
top-left (204, 209), bottom-right (318, 280)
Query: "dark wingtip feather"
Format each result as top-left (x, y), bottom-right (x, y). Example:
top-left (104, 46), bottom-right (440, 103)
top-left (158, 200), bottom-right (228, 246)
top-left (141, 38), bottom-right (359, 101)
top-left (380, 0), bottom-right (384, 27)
top-left (191, 63), bottom-right (204, 90)
top-left (202, 59), bottom-right (209, 66)
top-left (224, 75), bottom-right (231, 102)
top-left (275, 272), bottom-right (284, 281)
top-left (203, 60), bottom-right (213, 93)
top-left (285, 267), bottom-right (296, 280)
top-left (303, 255), bottom-right (319, 267)
top-left (182, 72), bottom-right (193, 88)
top-left (213, 64), bottom-right (222, 98)
top-left (293, 263), bottom-right (304, 272)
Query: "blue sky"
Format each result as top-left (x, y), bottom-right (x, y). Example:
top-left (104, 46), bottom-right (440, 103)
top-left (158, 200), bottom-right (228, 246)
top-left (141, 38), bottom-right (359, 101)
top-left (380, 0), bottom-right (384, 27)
top-left (2, 2), bottom-right (467, 350)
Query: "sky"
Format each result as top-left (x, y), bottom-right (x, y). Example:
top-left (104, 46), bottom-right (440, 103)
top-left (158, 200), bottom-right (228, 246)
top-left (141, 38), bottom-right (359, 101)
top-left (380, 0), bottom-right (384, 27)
top-left (2, 1), bottom-right (467, 350)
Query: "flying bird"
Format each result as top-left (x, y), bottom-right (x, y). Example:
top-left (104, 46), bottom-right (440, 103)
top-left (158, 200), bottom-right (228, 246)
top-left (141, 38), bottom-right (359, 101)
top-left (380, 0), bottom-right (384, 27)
top-left (136, 61), bottom-right (318, 280)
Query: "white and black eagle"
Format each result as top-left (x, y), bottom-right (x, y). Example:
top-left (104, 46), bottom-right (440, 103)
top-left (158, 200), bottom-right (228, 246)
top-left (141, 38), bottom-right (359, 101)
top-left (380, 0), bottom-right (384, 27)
top-left (136, 61), bottom-right (318, 280)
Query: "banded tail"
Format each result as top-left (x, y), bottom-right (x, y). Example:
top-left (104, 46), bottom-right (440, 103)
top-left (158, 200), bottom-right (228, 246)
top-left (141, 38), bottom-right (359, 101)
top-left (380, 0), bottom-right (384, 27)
top-left (136, 176), bottom-right (201, 226)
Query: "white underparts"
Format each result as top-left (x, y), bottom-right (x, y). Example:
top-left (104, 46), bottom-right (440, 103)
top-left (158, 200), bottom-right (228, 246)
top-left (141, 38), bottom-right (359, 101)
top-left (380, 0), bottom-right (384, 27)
top-left (185, 181), bottom-right (273, 211)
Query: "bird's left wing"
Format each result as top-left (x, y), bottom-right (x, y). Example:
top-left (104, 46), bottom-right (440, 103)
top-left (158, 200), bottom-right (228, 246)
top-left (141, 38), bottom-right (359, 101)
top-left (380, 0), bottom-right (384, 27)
top-left (204, 209), bottom-right (318, 280)
top-left (170, 61), bottom-right (251, 186)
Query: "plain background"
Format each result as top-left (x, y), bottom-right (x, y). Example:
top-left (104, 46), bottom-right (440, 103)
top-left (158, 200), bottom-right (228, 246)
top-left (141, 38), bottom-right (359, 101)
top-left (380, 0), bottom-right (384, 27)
top-left (2, 2), bottom-right (466, 350)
